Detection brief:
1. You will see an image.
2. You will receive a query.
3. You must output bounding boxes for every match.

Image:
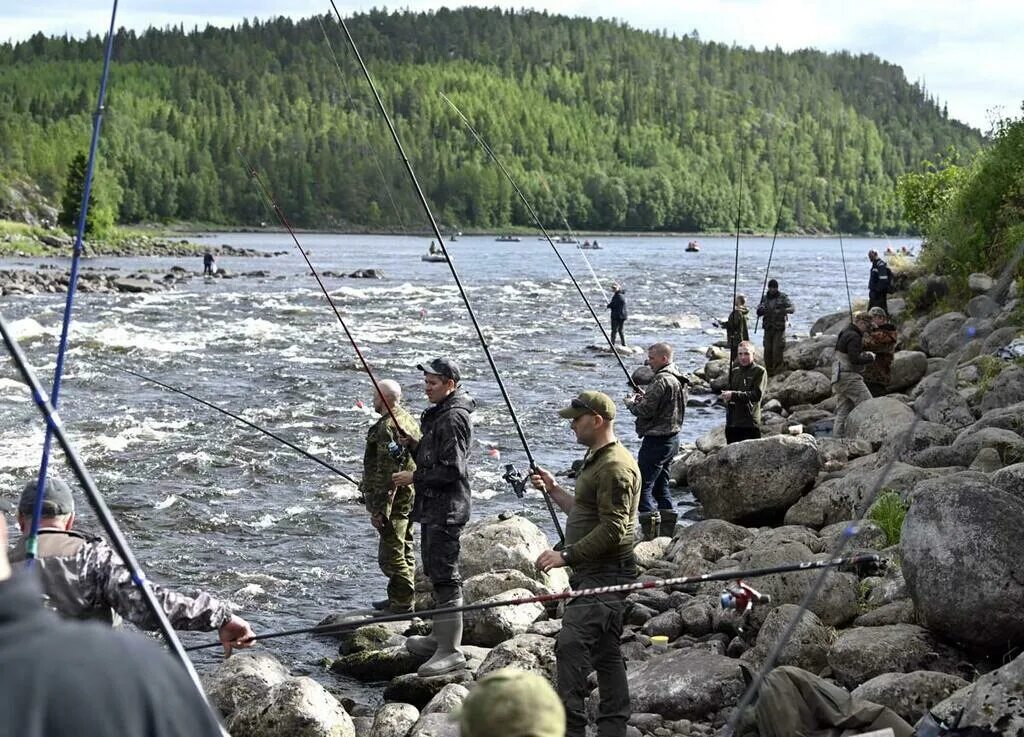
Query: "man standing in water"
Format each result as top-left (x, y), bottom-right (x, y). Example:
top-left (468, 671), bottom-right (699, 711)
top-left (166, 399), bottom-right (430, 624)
top-left (393, 358), bottom-right (475, 677)
top-left (531, 390), bottom-right (641, 737)
top-left (756, 279), bottom-right (794, 376)
top-left (831, 312), bottom-right (876, 438)
top-left (202, 251), bottom-right (215, 276)
top-left (722, 340), bottom-right (767, 443)
top-left (606, 283), bottom-right (627, 347)
top-left (625, 343), bottom-right (687, 540)
top-left (362, 379), bottom-right (421, 614)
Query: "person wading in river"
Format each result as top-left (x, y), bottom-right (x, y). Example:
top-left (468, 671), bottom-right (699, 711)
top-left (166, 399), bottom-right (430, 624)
top-left (606, 284), bottom-right (627, 347)
top-left (393, 358), bottom-right (476, 677)
top-left (362, 379), bottom-right (421, 614)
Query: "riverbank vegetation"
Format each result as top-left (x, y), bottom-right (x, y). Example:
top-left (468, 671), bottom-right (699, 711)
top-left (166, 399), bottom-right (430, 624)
top-left (0, 8), bottom-right (980, 234)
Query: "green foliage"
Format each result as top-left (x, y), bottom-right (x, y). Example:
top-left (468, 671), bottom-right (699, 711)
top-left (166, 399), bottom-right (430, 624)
top-left (896, 149), bottom-right (967, 232)
top-left (57, 151), bottom-right (118, 237)
top-left (868, 490), bottom-right (908, 547)
top-left (0, 9), bottom-right (983, 231)
top-left (974, 355), bottom-right (1007, 394)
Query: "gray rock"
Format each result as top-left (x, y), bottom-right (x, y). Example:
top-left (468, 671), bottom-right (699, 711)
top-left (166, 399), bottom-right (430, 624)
top-left (526, 620), bottom-right (562, 637)
top-left (369, 703), bottom-right (419, 737)
top-left (747, 524), bottom-right (824, 553)
top-left (924, 650), bottom-right (1024, 734)
top-left (332, 620), bottom-right (409, 653)
top-left (887, 350), bottom-right (929, 392)
top-left (844, 397), bottom-right (916, 447)
top-left (919, 312), bottom-right (970, 357)
top-left (827, 624), bottom-right (964, 688)
top-left (901, 477), bottom-right (1024, 649)
top-left (852, 671), bottom-right (968, 724)
top-left (113, 276), bottom-right (160, 293)
top-left (678, 596), bottom-right (718, 637)
top-left (475, 633), bottom-right (556, 682)
top-left (853, 599), bottom-right (917, 626)
top-left (625, 649), bottom-right (744, 721)
top-left (458, 514), bottom-right (568, 592)
top-left (420, 683), bottom-right (469, 716)
top-left (810, 311), bottom-right (849, 337)
top-left (664, 519), bottom-right (754, 564)
top-left (463, 588), bottom-right (544, 647)
top-left (741, 604), bottom-right (831, 673)
top-left (633, 538), bottom-right (671, 569)
top-left (951, 426), bottom-right (1024, 464)
top-left (231, 677), bottom-right (355, 737)
top-left (462, 570), bottom-right (552, 604)
top-left (406, 713), bottom-right (458, 737)
top-left (203, 652), bottom-right (290, 722)
top-left (695, 425), bottom-right (727, 453)
top-left (969, 446), bottom-right (1003, 472)
top-left (765, 369), bottom-right (832, 407)
top-left (991, 462), bottom-right (1024, 499)
top-left (818, 520), bottom-right (888, 551)
top-left (966, 294), bottom-right (1000, 318)
top-left (331, 645), bottom-right (425, 681)
top-left (967, 272), bottom-right (994, 293)
top-left (689, 435), bottom-right (821, 524)
top-left (383, 671), bottom-right (474, 710)
top-left (668, 447), bottom-right (705, 487)
top-left (960, 399), bottom-right (1024, 434)
top-left (979, 364), bottom-right (1024, 413)
top-left (981, 326), bottom-right (1023, 354)
top-left (641, 610), bottom-right (683, 640)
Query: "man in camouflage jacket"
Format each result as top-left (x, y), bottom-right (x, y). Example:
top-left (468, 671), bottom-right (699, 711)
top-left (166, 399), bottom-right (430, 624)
top-left (361, 379), bottom-right (421, 613)
top-left (8, 477), bottom-right (254, 655)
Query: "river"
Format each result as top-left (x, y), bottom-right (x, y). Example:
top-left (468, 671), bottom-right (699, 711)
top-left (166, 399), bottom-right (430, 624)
top-left (0, 231), bottom-right (917, 701)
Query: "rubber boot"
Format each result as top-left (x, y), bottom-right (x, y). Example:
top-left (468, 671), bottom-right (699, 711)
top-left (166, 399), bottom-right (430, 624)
top-left (638, 512), bottom-right (660, 542)
top-left (658, 509), bottom-right (678, 539)
top-left (416, 607), bottom-right (466, 677)
top-left (405, 633), bottom-right (437, 657)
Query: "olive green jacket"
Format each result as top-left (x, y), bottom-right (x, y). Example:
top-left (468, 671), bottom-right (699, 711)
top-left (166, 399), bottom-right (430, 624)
top-left (563, 441), bottom-right (641, 573)
top-left (361, 404), bottom-right (421, 518)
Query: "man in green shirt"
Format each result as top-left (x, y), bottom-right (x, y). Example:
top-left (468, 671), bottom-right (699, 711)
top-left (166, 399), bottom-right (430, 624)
top-left (531, 390), bottom-right (641, 737)
top-left (361, 379), bottom-right (421, 614)
top-left (722, 340), bottom-right (767, 443)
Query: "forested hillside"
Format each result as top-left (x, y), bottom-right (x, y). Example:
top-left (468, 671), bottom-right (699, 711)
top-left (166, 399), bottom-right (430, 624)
top-left (0, 7), bottom-right (983, 233)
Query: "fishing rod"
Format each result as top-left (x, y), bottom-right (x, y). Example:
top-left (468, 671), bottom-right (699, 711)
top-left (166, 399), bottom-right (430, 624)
top-left (753, 183), bottom-right (789, 334)
top-left (439, 93), bottom-right (638, 392)
top-left (328, 2), bottom-right (565, 544)
top-left (94, 360), bottom-right (360, 486)
top-left (25, 0), bottom-right (120, 565)
top-left (728, 169), bottom-right (742, 388)
top-left (838, 230), bottom-right (853, 319)
top-left (535, 173), bottom-right (607, 301)
top-left (236, 148), bottom-right (413, 448)
top-left (185, 553), bottom-right (881, 651)
top-left (0, 311), bottom-right (213, 705)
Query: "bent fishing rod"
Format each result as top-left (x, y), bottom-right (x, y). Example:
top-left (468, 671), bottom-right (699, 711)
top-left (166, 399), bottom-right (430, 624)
top-left (329, 1), bottom-right (564, 544)
top-left (728, 169), bottom-right (743, 388)
top-left (838, 229), bottom-right (853, 319)
top-left (26, 0), bottom-right (119, 565)
top-left (94, 360), bottom-right (360, 486)
top-left (0, 311), bottom-right (212, 705)
top-left (439, 92), bottom-right (638, 392)
top-left (753, 183), bottom-right (789, 334)
top-left (237, 148), bottom-right (412, 446)
top-left (184, 553), bottom-right (881, 651)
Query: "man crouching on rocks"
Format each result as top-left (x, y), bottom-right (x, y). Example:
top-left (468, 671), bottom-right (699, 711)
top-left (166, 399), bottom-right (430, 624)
top-left (531, 390), bottom-right (641, 737)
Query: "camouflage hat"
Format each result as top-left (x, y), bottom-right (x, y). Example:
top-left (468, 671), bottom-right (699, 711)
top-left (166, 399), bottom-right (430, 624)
top-left (18, 477), bottom-right (75, 516)
top-left (557, 390), bottom-right (616, 420)
top-left (456, 668), bottom-right (565, 737)
top-left (867, 306), bottom-right (888, 318)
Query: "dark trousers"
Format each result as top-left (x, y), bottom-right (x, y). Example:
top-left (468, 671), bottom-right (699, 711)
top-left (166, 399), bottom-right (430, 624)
top-left (868, 291), bottom-right (888, 313)
top-left (637, 434), bottom-right (678, 513)
top-left (726, 426), bottom-right (761, 444)
top-left (421, 523), bottom-right (463, 603)
top-left (763, 328), bottom-right (785, 376)
top-left (557, 572), bottom-right (632, 737)
top-left (610, 318), bottom-right (626, 346)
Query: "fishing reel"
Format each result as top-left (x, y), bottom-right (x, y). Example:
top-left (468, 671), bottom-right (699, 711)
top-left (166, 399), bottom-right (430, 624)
top-left (387, 440), bottom-right (405, 460)
top-left (502, 464), bottom-right (528, 498)
top-left (720, 581), bottom-right (771, 615)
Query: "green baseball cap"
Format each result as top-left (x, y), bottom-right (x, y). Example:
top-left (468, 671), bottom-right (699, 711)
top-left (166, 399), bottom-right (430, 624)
top-left (18, 477), bottom-right (75, 516)
top-left (557, 390), bottom-right (616, 420)
top-left (456, 668), bottom-right (565, 737)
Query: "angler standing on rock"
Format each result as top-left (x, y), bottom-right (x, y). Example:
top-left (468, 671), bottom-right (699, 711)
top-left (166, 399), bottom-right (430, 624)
top-left (624, 343), bottom-right (688, 540)
top-left (606, 283), bottom-right (627, 347)
top-left (862, 306), bottom-right (898, 396)
top-left (867, 249), bottom-right (893, 313)
top-left (831, 312), bottom-right (876, 438)
top-left (756, 279), bottom-right (794, 376)
top-left (720, 294), bottom-right (750, 363)
top-left (392, 358), bottom-right (475, 677)
top-left (531, 390), bottom-right (641, 737)
top-left (722, 340), bottom-right (767, 444)
top-left (362, 379), bottom-right (421, 615)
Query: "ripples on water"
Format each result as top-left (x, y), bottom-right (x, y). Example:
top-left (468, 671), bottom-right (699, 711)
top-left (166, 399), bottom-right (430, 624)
top-left (0, 233), bottom-right (915, 698)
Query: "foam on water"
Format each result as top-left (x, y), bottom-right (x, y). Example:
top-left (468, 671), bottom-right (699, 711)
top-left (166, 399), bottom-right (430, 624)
top-left (154, 494), bottom-right (179, 510)
top-left (7, 317), bottom-right (57, 342)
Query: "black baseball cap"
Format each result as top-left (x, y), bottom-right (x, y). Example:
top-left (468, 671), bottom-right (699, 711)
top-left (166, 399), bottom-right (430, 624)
top-left (18, 477), bottom-right (75, 516)
top-left (417, 357), bottom-right (461, 382)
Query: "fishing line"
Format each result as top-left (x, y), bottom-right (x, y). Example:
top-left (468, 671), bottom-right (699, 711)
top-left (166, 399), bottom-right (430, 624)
top-left (95, 360), bottom-right (360, 486)
top-left (728, 169), bottom-right (742, 387)
top-left (25, 0), bottom-right (119, 565)
top-left (439, 92), bottom-right (638, 392)
top-left (753, 183), bottom-right (789, 334)
top-left (328, 1), bottom-right (564, 543)
top-left (838, 230), bottom-right (853, 319)
top-left (535, 172), bottom-right (607, 301)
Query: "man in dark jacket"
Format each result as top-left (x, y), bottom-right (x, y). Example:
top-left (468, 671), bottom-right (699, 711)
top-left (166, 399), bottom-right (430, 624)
top-left (867, 249), bottom-right (893, 312)
top-left (720, 294), bottom-right (750, 363)
top-left (722, 340), bottom-right (767, 443)
top-left (394, 357), bottom-right (475, 677)
top-left (624, 342), bottom-right (687, 539)
top-left (831, 312), bottom-right (876, 438)
top-left (0, 512), bottom-right (225, 737)
top-left (756, 280), bottom-right (794, 376)
top-left (606, 283), bottom-right (627, 346)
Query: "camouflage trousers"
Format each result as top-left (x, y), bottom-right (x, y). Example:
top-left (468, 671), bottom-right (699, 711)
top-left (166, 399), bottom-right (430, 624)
top-left (378, 512), bottom-right (415, 611)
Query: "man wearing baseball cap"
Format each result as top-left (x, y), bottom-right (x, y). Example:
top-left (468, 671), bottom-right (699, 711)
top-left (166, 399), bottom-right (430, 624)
top-left (529, 390), bottom-right (641, 737)
top-left (8, 476), bottom-right (255, 655)
top-left (392, 357), bottom-right (477, 677)
top-left (862, 306), bottom-right (898, 396)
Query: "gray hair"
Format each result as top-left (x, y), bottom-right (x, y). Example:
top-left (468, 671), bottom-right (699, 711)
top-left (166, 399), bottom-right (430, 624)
top-left (375, 379), bottom-right (402, 404)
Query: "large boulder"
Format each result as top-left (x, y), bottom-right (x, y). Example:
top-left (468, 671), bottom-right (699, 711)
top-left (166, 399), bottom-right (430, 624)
top-left (458, 514), bottom-right (568, 591)
top-left (203, 652), bottom-right (290, 723)
top-left (370, 703), bottom-right (420, 737)
top-left (462, 570), bottom-right (552, 604)
top-left (968, 272), bottom-right (994, 293)
top-left (852, 671), bottom-right (968, 725)
top-left (231, 677), bottom-right (355, 737)
top-left (991, 463), bottom-right (1024, 499)
top-left (765, 369), bottom-right (832, 407)
top-left (910, 373), bottom-right (976, 430)
top-left (740, 604), bottom-right (831, 673)
top-left (844, 397), bottom-right (916, 447)
top-left (462, 588), bottom-right (544, 647)
top-left (887, 350), bottom-right (928, 392)
top-left (331, 645), bottom-right (425, 681)
top-left (827, 625), bottom-right (964, 688)
top-left (475, 633), bottom-right (556, 682)
top-left (664, 519), bottom-right (754, 565)
top-left (783, 334), bottom-right (835, 370)
top-left (918, 312), bottom-right (967, 357)
top-left (695, 425), bottom-right (727, 453)
top-left (901, 477), bottom-right (1024, 650)
top-left (689, 435), bottom-right (821, 524)
top-left (979, 364), bottom-right (1024, 413)
top-left (924, 651), bottom-right (1024, 735)
top-left (810, 311), bottom-right (849, 337)
top-left (384, 671), bottom-right (475, 710)
top-left (625, 649), bottom-right (744, 722)
top-left (951, 426), bottom-right (1024, 465)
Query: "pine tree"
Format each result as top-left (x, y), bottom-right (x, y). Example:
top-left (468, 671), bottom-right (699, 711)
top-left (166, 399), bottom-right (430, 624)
top-left (58, 152), bottom-right (97, 234)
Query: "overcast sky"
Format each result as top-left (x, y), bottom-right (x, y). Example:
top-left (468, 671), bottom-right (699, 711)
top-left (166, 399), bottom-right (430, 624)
top-left (4, 1), bottom-right (1022, 132)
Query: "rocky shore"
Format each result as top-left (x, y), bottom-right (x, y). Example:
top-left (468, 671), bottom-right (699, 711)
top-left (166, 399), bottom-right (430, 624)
top-left (200, 270), bottom-right (1023, 737)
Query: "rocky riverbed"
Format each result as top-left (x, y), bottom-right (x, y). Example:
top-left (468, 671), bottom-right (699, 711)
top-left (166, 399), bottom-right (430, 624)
top-left (197, 270), bottom-right (1024, 737)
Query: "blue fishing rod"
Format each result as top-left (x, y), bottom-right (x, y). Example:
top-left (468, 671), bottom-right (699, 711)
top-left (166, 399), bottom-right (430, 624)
top-left (25, 0), bottom-right (119, 564)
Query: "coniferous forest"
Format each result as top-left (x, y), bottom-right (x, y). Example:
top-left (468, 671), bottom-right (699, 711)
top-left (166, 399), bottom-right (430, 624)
top-left (0, 7), bottom-right (984, 233)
